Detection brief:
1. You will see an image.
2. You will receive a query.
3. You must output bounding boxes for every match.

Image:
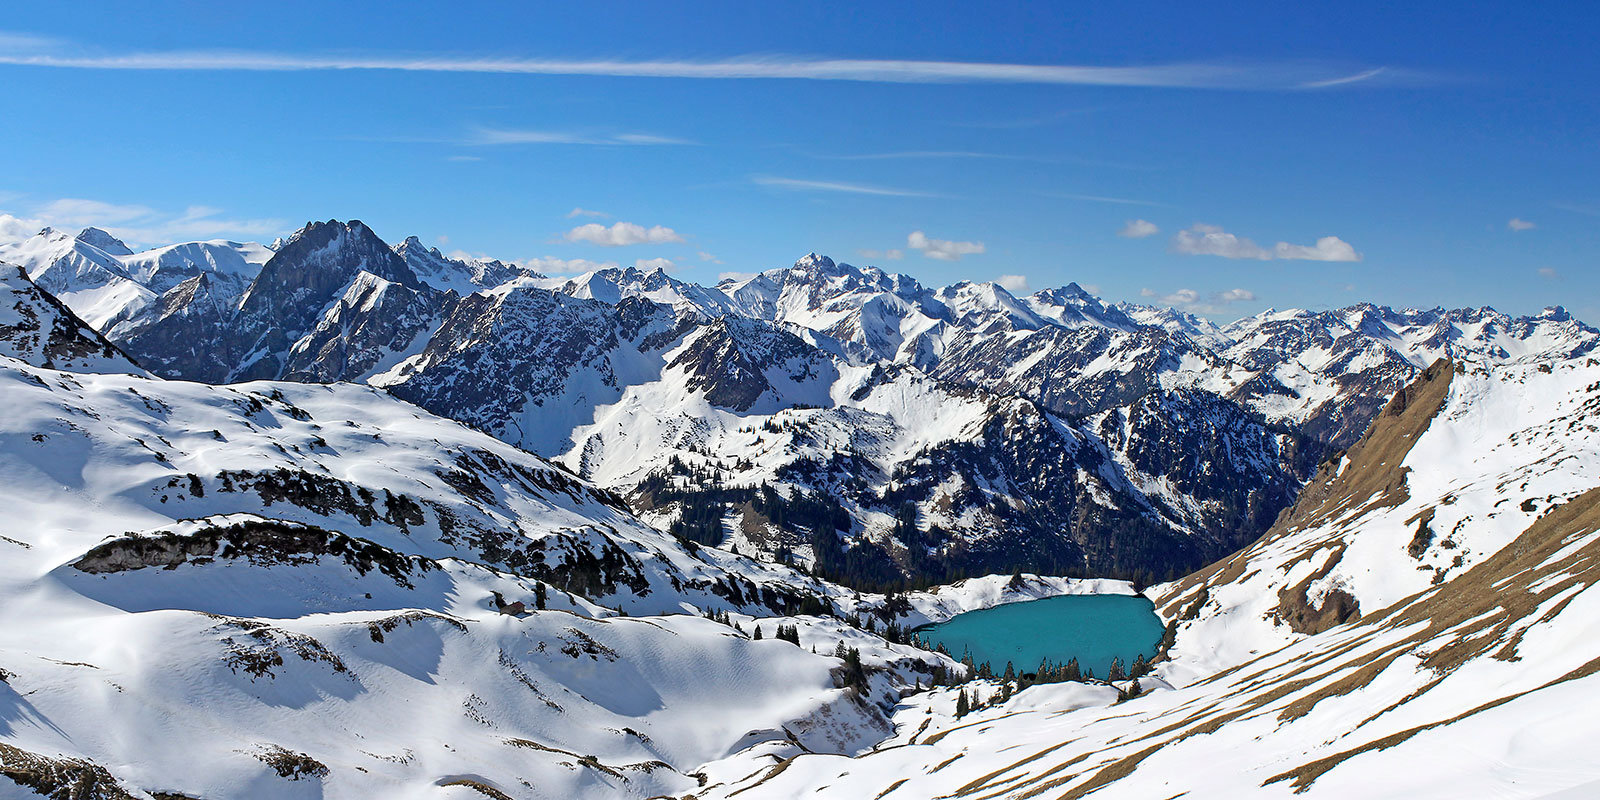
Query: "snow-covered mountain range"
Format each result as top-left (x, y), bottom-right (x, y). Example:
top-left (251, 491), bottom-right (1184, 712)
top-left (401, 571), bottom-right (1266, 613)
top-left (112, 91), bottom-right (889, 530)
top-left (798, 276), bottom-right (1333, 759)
top-left (4, 221), bottom-right (1598, 798)
top-left (3, 221), bottom-right (1594, 590)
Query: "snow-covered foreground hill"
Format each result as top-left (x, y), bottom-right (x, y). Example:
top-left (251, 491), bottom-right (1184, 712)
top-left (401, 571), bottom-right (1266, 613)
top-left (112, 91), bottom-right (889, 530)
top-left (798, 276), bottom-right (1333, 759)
top-left (701, 357), bottom-right (1600, 799)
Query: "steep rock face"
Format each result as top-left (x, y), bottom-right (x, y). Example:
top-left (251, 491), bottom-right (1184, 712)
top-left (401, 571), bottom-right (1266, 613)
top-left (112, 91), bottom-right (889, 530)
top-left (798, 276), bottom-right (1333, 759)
top-left (0, 263), bottom-right (141, 373)
top-left (110, 272), bottom-right (244, 380)
top-left (381, 289), bottom-right (690, 453)
top-left (229, 220), bottom-right (422, 381)
top-left (282, 271), bottom-right (450, 383)
top-left (666, 317), bottom-right (837, 412)
top-left (1099, 388), bottom-right (1309, 540)
top-left (931, 323), bottom-right (1252, 418)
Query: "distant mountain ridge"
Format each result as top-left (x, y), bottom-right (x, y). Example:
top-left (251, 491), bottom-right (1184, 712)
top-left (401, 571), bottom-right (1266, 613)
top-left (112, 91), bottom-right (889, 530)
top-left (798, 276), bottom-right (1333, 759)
top-left (3, 219), bottom-right (1593, 588)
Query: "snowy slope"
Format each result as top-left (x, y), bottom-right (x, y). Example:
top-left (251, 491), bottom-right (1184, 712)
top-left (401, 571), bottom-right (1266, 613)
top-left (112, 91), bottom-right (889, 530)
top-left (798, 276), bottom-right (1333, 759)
top-left (0, 350), bottom-right (1000, 799)
top-left (700, 357), bottom-right (1600, 799)
top-left (118, 239), bottom-right (272, 294)
top-left (0, 227), bottom-right (155, 329)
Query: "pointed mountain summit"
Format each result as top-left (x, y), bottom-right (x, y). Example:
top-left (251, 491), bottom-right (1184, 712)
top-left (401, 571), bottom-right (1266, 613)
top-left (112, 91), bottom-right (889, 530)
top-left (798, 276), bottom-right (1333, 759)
top-left (229, 220), bottom-right (423, 381)
top-left (394, 235), bottom-right (530, 294)
top-left (75, 226), bottom-right (133, 256)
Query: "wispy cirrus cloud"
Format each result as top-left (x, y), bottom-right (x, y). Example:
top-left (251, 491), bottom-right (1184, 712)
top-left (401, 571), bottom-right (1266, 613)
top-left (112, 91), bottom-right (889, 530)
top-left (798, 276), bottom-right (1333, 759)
top-left (813, 150), bottom-right (1029, 161)
top-left (1508, 217), bottom-right (1536, 231)
top-left (1053, 192), bottom-right (1171, 207)
top-left (0, 33), bottom-right (1421, 90)
top-left (470, 128), bottom-right (694, 146)
top-left (752, 175), bottom-right (940, 198)
top-left (1, 196), bottom-right (285, 248)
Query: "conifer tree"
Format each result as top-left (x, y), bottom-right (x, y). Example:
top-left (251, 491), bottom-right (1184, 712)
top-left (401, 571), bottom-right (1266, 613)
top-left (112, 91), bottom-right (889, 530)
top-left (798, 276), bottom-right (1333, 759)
top-left (753, 625), bottom-right (763, 640)
top-left (1108, 657), bottom-right (1126, 682)
top-left (534, 582), bottom-right (547, 610)
top-left (955, 689), bottom-right (970, 718)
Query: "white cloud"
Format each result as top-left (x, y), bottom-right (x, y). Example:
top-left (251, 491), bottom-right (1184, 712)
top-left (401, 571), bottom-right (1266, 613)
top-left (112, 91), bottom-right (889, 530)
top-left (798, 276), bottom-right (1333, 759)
top-left (567, 207), bottom-right (610, 219)
top-left (0, 212), bottom-right (46, 245)
top-left (0, 39), bottom-right (1411, 90)
top-left (718, 271), bottom-right (756, 283)
top-left (752, 175), bottom-right (938, 197)
top-left (907, 230), bottom-right (985, 261)
top-left (1141, 286), bottom-right (1258, 315)
top-left (1539, 267), bottom-right (1560, 279)
top-left (634, 257), bottom-right (676, 272)
top-left (436, 235), bottom-right (450, 245)
top-left (1171, 223), bottom-right (1361, 262)
top-left (564, 221), bottom-right (685, 247)
top-left (1272, 236), bottom-right (1361, 262)
top-left (856, 248), bottom-right (904, 261)
top-left (1118, 219), bottom-right (1159, 238)
top-left (1171, 223), bottom-right (1271, 260)
top-left (995, 274), bottom-right (1030, 293)
top-left (1508, 217), bottom-right (1536, 231)
top-left (696, 250), bottom-right (722, 264)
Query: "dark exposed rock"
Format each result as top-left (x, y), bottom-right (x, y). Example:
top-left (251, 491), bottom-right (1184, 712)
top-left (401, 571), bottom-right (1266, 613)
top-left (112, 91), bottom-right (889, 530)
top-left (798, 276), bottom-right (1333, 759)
top-left (73, 518), bottom-right (435, 587)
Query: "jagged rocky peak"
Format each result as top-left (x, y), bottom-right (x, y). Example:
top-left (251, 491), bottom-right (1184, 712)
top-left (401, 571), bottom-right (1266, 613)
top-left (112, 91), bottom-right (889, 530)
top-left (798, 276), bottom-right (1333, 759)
top-left (785, 253), bottom-right (925, 299)
top-left (261, 219), bottom-right (419, 288)
top-left (394, 234), bottom-right (533, 292)
top-left (75, 226), bottom-right (133, 256)
top-left (792, 252), bottom-right (836, 272)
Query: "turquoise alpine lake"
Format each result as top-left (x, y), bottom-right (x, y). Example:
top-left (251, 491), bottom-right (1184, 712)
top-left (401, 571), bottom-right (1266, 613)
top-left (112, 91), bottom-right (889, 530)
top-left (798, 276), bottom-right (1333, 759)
top-left (913, 594), bottom-right (1165, 678)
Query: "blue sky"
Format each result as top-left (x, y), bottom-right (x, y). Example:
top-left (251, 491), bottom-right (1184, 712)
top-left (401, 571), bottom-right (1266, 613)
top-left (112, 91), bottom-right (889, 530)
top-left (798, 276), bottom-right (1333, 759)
top-left (0, 1), bottom-right (1595, 321)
